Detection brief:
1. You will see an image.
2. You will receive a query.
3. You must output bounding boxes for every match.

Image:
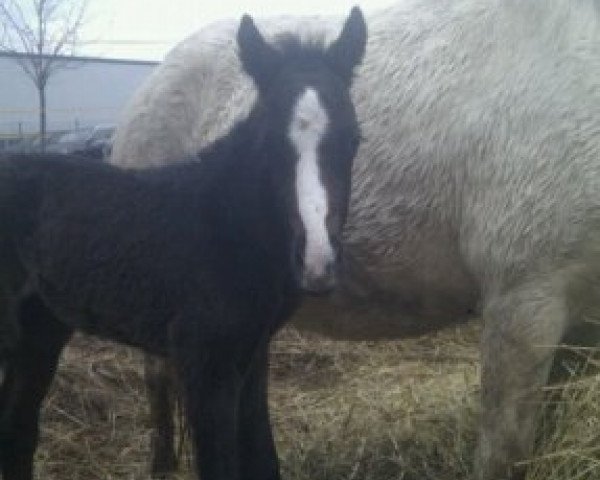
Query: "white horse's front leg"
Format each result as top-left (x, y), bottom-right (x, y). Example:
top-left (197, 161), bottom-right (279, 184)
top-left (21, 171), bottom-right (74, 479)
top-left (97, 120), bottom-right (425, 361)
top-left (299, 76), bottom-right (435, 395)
top-left (476, 279), bottom-right (568, 480)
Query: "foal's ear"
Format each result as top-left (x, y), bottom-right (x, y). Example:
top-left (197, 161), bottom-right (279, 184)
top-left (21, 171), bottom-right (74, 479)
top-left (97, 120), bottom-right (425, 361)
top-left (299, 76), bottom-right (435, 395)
top-left (237, 14), bottom-right (281, 91)
top-left (326, 7), bottom-right (367, 85)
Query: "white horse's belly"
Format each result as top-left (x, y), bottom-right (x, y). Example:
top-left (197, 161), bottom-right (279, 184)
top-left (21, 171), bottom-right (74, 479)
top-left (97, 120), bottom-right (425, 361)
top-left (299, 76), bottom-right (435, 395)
top-left (291, 231), bottom-right (480, 340)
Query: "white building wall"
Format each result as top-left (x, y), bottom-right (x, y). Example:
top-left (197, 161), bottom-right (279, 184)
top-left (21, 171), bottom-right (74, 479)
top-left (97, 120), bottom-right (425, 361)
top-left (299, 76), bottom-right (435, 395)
top-left (0, 54), bottom-right (157, 136)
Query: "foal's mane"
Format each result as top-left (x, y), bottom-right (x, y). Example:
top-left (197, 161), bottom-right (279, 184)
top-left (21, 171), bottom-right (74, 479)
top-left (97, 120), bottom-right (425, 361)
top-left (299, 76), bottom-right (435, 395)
top-left (271, 32), bottom-right (329, 63)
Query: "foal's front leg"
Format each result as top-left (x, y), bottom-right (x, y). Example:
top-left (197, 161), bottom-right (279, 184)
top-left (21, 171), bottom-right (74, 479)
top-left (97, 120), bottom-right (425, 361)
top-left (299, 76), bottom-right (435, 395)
top-left (171, 313), bottom-right (251, 480)
top-left (238, 341), bottom-right (280, 480)
top-left (179, 352), bottom-right (242, 480)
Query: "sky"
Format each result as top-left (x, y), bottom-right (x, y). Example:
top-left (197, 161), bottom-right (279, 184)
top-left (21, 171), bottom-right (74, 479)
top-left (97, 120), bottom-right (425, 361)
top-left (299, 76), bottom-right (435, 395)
top-left (80, 0), bottom-right (396, 61)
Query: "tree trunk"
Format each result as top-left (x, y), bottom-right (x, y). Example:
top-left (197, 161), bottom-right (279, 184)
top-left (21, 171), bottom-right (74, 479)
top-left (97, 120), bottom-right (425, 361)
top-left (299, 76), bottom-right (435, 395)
top-left (39, 85), bottom-right (47, 152)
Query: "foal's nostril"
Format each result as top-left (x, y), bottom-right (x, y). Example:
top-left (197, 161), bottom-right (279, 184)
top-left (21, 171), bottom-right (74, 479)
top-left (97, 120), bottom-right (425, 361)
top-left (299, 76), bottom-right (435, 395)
top-left (291, 231), bottom-right (306, 270)
top-left (295, 246), bottom-right (304, 264)
top-left (333, 245), bottom-right (342, 264)
top-left (301, 259), bottom-right (338, 295)
top-left (324, 260), bottom-right (336, 278)
top-left (293, 244), bottom-right (304, 272)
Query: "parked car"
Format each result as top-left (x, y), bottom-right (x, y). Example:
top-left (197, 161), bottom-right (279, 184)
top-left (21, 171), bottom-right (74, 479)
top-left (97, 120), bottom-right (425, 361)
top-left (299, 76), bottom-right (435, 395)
top-left (73, 125), bottom-right (115, 159)
top-left (45, 128), bottom-right (94, 155)
top-left (46, 125), bottom-right (115, 160)
top-left (3, 135), bottom-right (41, 154)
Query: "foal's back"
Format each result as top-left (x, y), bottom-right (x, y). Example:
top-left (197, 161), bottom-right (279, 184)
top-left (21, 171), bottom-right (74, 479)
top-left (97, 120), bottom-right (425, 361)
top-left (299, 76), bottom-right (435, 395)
top-left (0, 153), bottom-right (286, 352)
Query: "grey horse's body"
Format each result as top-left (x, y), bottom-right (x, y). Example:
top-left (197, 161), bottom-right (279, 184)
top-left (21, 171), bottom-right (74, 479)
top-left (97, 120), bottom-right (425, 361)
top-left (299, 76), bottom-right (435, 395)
top-left (111, 1), bottom-right (600, 478)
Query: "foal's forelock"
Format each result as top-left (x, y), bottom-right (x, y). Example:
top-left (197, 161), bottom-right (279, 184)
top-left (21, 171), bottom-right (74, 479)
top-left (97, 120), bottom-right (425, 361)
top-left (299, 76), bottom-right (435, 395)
top-left (288, 87), bottom-right (335, 286)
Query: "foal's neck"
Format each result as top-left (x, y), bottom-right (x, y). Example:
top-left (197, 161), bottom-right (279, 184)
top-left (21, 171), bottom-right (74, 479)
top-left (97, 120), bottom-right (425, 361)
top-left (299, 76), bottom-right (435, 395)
top-left (198, 110), bottom-right (291, 252)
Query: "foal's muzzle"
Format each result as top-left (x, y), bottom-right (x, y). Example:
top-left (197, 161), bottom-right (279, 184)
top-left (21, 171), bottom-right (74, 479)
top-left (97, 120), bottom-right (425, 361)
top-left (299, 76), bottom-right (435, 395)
top-left (293, 239), bottom-right (339, 295)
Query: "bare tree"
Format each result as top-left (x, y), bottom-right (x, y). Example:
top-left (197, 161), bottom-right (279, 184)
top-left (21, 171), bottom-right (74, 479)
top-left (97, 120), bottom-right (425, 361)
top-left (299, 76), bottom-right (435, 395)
top-left (0, 0), bottom-right (89, 149)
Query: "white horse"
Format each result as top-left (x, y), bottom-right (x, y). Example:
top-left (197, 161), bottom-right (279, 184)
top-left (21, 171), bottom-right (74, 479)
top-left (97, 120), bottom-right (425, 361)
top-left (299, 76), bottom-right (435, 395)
top-left (111, 1), bottom-right (600, 479)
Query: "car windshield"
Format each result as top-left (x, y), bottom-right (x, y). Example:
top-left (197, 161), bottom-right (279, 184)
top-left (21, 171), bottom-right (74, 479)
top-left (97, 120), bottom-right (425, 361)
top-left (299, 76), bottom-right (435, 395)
top-left (94, 128), bottom-right (114, 139)
top-left (56, 129), bottom-right (92, 144)
top-left (88, 126), bottom-right (115, 142)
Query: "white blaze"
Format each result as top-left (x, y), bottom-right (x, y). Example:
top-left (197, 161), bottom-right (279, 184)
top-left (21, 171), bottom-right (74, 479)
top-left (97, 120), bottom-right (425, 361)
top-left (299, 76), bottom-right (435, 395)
top-left (288, 87), bottom-right (333, 278)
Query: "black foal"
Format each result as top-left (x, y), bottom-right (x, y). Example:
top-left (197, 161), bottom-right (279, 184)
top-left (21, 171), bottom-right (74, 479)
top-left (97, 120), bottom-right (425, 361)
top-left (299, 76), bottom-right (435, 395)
top-left (0, 8), bottom-right (366, 480)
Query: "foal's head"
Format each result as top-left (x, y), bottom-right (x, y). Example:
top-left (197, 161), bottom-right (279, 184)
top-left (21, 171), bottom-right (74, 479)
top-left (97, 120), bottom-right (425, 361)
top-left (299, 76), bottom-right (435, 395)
top-left (237, 7), bottom-right (366, 294)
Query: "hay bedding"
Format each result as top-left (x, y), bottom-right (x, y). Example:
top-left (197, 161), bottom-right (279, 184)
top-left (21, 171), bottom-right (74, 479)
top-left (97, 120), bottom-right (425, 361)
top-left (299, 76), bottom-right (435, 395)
top-left (36, 323), bottom-right (600, 480)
